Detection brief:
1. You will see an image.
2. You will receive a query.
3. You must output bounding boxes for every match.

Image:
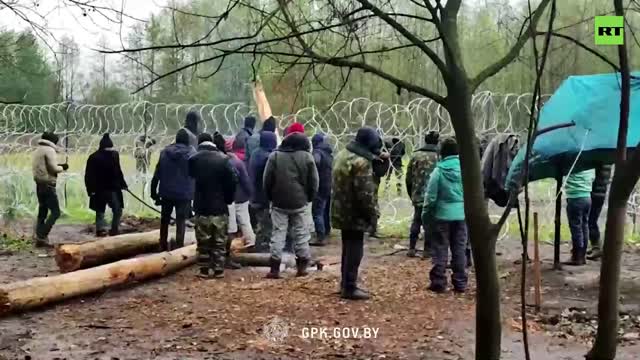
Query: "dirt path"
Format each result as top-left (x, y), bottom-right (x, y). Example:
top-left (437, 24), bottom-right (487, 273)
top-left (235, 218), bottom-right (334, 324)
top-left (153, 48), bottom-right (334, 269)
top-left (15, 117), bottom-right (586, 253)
top-left (1, 223), bottom-right (640, 359)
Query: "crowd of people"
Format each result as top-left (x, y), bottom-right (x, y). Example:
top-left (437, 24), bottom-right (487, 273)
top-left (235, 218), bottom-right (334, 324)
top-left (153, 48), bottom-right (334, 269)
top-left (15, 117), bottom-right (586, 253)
top-left (28, 83), bottom-right (614, 301)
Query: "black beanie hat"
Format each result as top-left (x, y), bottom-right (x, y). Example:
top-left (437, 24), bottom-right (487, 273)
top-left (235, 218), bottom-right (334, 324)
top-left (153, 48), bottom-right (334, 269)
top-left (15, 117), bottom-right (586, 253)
top-left (262, 116), bottom-right (277, 132)
top-left (176, 128), bottom-right (190, 145)
top-left (424, 131), bottom-right (440, 145)
top-left (99, 133), bottom-right (114, 149)
top-left (41, 131), bottom-right (59, 145)
top-left (197, 132), bottom-right (213, 145)
top-left (244, 115), bottom-right (257, 130)
top-left (213, 132), bottom-right (227, 153)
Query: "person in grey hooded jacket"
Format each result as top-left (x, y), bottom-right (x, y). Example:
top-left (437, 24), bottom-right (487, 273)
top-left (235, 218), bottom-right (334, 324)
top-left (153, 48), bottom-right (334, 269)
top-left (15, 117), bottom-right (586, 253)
top-left (263, 131), bottom-right (319, 278)
top-left (182, 110), bottom-right (201, 150)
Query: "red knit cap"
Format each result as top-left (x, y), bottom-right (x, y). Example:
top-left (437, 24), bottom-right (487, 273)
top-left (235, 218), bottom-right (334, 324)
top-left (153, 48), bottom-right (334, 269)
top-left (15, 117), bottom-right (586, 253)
top-left (286, 122), bottom-right (305, 135)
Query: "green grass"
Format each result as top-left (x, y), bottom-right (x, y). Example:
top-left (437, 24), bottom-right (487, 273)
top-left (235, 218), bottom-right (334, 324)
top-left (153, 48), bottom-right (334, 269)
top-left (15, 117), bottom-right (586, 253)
top-left (0, 232), bottom-right (32, 252)
top-left (1, 152), bottom-right (161, 223)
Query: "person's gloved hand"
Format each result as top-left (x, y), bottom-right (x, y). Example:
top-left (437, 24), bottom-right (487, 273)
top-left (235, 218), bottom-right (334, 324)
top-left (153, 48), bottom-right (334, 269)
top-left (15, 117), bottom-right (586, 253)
top-left (59, 163), bottom-right (69, 171)
top-left (151, 192), bottom-right (161, 206)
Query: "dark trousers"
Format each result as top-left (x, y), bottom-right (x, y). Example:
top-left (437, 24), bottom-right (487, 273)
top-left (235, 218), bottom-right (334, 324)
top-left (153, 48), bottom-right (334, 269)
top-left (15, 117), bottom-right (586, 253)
top-left (160, 199), bottom-right (190, 251)
top-left (95, 192), bottom-right (123, 234)
top-left (325, 197), bottom-right (332, 235)
top-left (430, 220), bottom-right (468, 291)
top-left (35, 183), bottom-right (61, 239)
top-left (385, 165), bottom-right (403, 194)
top-left (589, 195), bottom-right (605, 248)
top-left (409, 205), bottom-right (432, 253)
top-left (341, 230), bottom-right (365, 291)
top-left (312, 196), bottom-right (329, 237)
top-left (567, 197), bottom-right (591, 255)
top-left (253, 205), bottom-right (272, 252)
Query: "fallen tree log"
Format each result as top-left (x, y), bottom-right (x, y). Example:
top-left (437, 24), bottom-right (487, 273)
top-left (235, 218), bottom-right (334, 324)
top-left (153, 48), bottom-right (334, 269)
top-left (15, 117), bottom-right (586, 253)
top-left (54, 231), bottom-right (195, 273)
top-left (231, 252), bottom-right (324, 270)
top-left (0, 245), bottom-right (197, 316)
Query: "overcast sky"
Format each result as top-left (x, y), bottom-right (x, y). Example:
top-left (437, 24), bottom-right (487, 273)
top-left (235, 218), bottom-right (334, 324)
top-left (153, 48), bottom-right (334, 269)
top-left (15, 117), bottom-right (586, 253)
top-left (3, 0), bottom-right (167, 70)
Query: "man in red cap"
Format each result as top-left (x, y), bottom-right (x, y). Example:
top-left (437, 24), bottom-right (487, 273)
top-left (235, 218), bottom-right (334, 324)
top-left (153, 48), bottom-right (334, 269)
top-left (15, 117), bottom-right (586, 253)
top-left (285, 122), bottom-right (305, 136)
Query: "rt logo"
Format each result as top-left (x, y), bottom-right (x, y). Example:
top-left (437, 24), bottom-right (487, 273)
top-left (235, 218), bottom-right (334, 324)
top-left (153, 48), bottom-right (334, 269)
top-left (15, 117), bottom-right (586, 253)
top-left (595, 16), bottom-right (624, 45)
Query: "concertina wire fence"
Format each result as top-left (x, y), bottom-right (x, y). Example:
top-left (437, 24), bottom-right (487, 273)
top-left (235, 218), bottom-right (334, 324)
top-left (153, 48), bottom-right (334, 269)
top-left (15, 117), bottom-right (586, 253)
top-left (1, 92), bottom-right (638, 237)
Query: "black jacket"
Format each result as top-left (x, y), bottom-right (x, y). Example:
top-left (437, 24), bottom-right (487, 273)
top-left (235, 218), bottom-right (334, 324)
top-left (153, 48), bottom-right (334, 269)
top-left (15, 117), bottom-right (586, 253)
top-left (592, 164), bottom-right (613, 197)
top-left (312, 134), bottom-right (333, 199)
top-left (188, 142), bottom-right (237, 216)
top-left (264, 133), bottom-right (319, 210)
top-left (85, 148), bottom-right (128, 212)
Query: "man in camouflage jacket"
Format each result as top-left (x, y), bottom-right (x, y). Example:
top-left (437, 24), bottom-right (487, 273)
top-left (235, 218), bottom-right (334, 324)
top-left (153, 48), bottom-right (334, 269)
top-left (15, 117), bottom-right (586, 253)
top-left (405, 131), bottom-right (439, 258)
top-left (331, 127), bottom-right (382, 300)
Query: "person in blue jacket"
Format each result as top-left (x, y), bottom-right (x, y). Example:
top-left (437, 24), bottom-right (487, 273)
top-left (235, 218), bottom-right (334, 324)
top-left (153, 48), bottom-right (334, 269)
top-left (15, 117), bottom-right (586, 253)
top-left (422, 137), bottom-right (468, 293)
top-left (310, 132), bottom-right (334, 246)
top-left (151, 129), bottom-right (196, 251)
top-left (248, 131), bottom-right (278, 252)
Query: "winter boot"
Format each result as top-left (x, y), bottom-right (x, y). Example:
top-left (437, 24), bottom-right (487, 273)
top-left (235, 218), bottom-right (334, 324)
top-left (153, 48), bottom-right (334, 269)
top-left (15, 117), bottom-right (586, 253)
top-left (225, 257), bottom-right (242, 269)
top-left (265, 258), bottom-right (281, 279)
top-left (96, 230), bottom-right (108, 237)
top-left (564, 251), bottom-right (586, 266)
top-left (406, 248), bottom-right (417, 258)
top-left (310, 233), bottom-right (327, 247)
top-left (296, 258), bottom-right (310, 277)
top-left (341, 288), bottom-right (370, 300)
top-left (587, 246), bottom-right (603, 260)
top-left (32, 234), bottom-right (51, 248)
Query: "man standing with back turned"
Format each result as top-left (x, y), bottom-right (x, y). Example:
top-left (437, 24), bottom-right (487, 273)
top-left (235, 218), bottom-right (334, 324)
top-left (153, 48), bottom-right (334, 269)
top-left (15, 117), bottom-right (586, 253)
top-left (332, 127), bottom-right (382, 300)
top-left (189, 133), bottom-right (237, 278)
top-left (263, 127), bottom-right (319, 279)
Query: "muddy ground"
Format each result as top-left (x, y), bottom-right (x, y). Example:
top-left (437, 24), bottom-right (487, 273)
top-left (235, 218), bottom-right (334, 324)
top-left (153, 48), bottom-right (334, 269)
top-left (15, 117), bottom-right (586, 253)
top-left (1, 221), bottom-right (640, 359)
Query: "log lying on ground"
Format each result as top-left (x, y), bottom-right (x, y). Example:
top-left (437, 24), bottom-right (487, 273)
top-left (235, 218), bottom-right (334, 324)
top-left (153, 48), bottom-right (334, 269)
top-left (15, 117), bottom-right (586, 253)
top-left (0, 245), bottom-right (197, 316)
top-left (231, 252), bottom-right (324, 270)
top-left (54, 230), bottom-right (195, 273)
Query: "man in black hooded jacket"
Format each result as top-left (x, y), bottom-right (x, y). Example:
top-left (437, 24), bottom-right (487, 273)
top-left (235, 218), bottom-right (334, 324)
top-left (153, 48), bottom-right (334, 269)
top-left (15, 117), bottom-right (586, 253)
top-left (85, 133), bottom-right (128, 237)
top-left (182, 110), bottom-right (201, 150)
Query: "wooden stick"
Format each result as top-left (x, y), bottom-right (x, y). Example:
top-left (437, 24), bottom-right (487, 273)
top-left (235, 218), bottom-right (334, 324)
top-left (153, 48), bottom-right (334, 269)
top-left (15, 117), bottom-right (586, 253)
top-left (554, 175), bottom-right (563, 270)
top-left (533, 212), bottom-right (542, 312)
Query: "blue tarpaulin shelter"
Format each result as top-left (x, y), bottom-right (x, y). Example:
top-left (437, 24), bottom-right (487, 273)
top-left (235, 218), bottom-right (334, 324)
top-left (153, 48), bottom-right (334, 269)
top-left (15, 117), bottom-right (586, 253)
top-left (506, 72), bottom-right (640, 190)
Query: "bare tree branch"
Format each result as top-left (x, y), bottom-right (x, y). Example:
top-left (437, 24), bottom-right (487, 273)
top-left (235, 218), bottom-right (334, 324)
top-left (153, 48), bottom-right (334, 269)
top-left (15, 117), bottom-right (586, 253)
top-left (471, 0), bottom-right (552, 90)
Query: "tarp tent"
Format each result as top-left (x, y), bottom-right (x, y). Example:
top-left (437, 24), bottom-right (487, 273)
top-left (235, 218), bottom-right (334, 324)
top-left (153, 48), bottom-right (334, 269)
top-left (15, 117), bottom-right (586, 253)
top-left (506, 72), bottom-right (640, 190)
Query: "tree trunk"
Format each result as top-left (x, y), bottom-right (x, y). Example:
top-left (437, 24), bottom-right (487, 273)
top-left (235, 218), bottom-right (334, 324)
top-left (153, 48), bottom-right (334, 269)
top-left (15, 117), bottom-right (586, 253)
top-left (587, 187), bottom-right (628, 360)
top-left (0, 245), bottom-right (197, 316)
top-left (55, 230), bottom-right (195, 273)
top-left (447, 87), bottom-right (502, 360)
top-left (588, 2), bottom-right (631, 356)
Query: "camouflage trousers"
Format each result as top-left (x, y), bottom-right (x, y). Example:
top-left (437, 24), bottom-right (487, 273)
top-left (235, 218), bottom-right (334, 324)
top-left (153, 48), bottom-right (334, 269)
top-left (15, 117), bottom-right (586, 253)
top-left (194, 215), bottom-right (229, 272)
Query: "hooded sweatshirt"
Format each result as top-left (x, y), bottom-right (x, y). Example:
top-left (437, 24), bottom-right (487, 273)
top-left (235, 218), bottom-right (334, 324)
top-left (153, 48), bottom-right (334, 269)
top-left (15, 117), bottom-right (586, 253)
top-left (32, 137), bottom-right (64, 186)
top-left (422, 155), bottom-right (465, 221)
top-left (263, 132), bottom-right (319, 210)
top-left (249, 131), bottom-right (277, 207)
top-left (565, 169), bottom-right (596, 199)
top-left (151, 129), bottom-right (197, 201)
top-left (182, 111), bottom-right (201, 149)
top-left (232, 116), bottom-right (256, 161)
top-left (228, 153), bottom-right (252, 204)
top-left (312, 133), bottom-right (334, 199)
top-left (245, 116), bottom-right (277, 166)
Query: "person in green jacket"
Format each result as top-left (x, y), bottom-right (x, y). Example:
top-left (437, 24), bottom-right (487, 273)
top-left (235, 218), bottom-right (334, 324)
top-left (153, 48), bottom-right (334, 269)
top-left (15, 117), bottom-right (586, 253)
top-left (564, 168), bottom-right (596, 266)
top-left (422, 137), bottom-right (468, 293)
